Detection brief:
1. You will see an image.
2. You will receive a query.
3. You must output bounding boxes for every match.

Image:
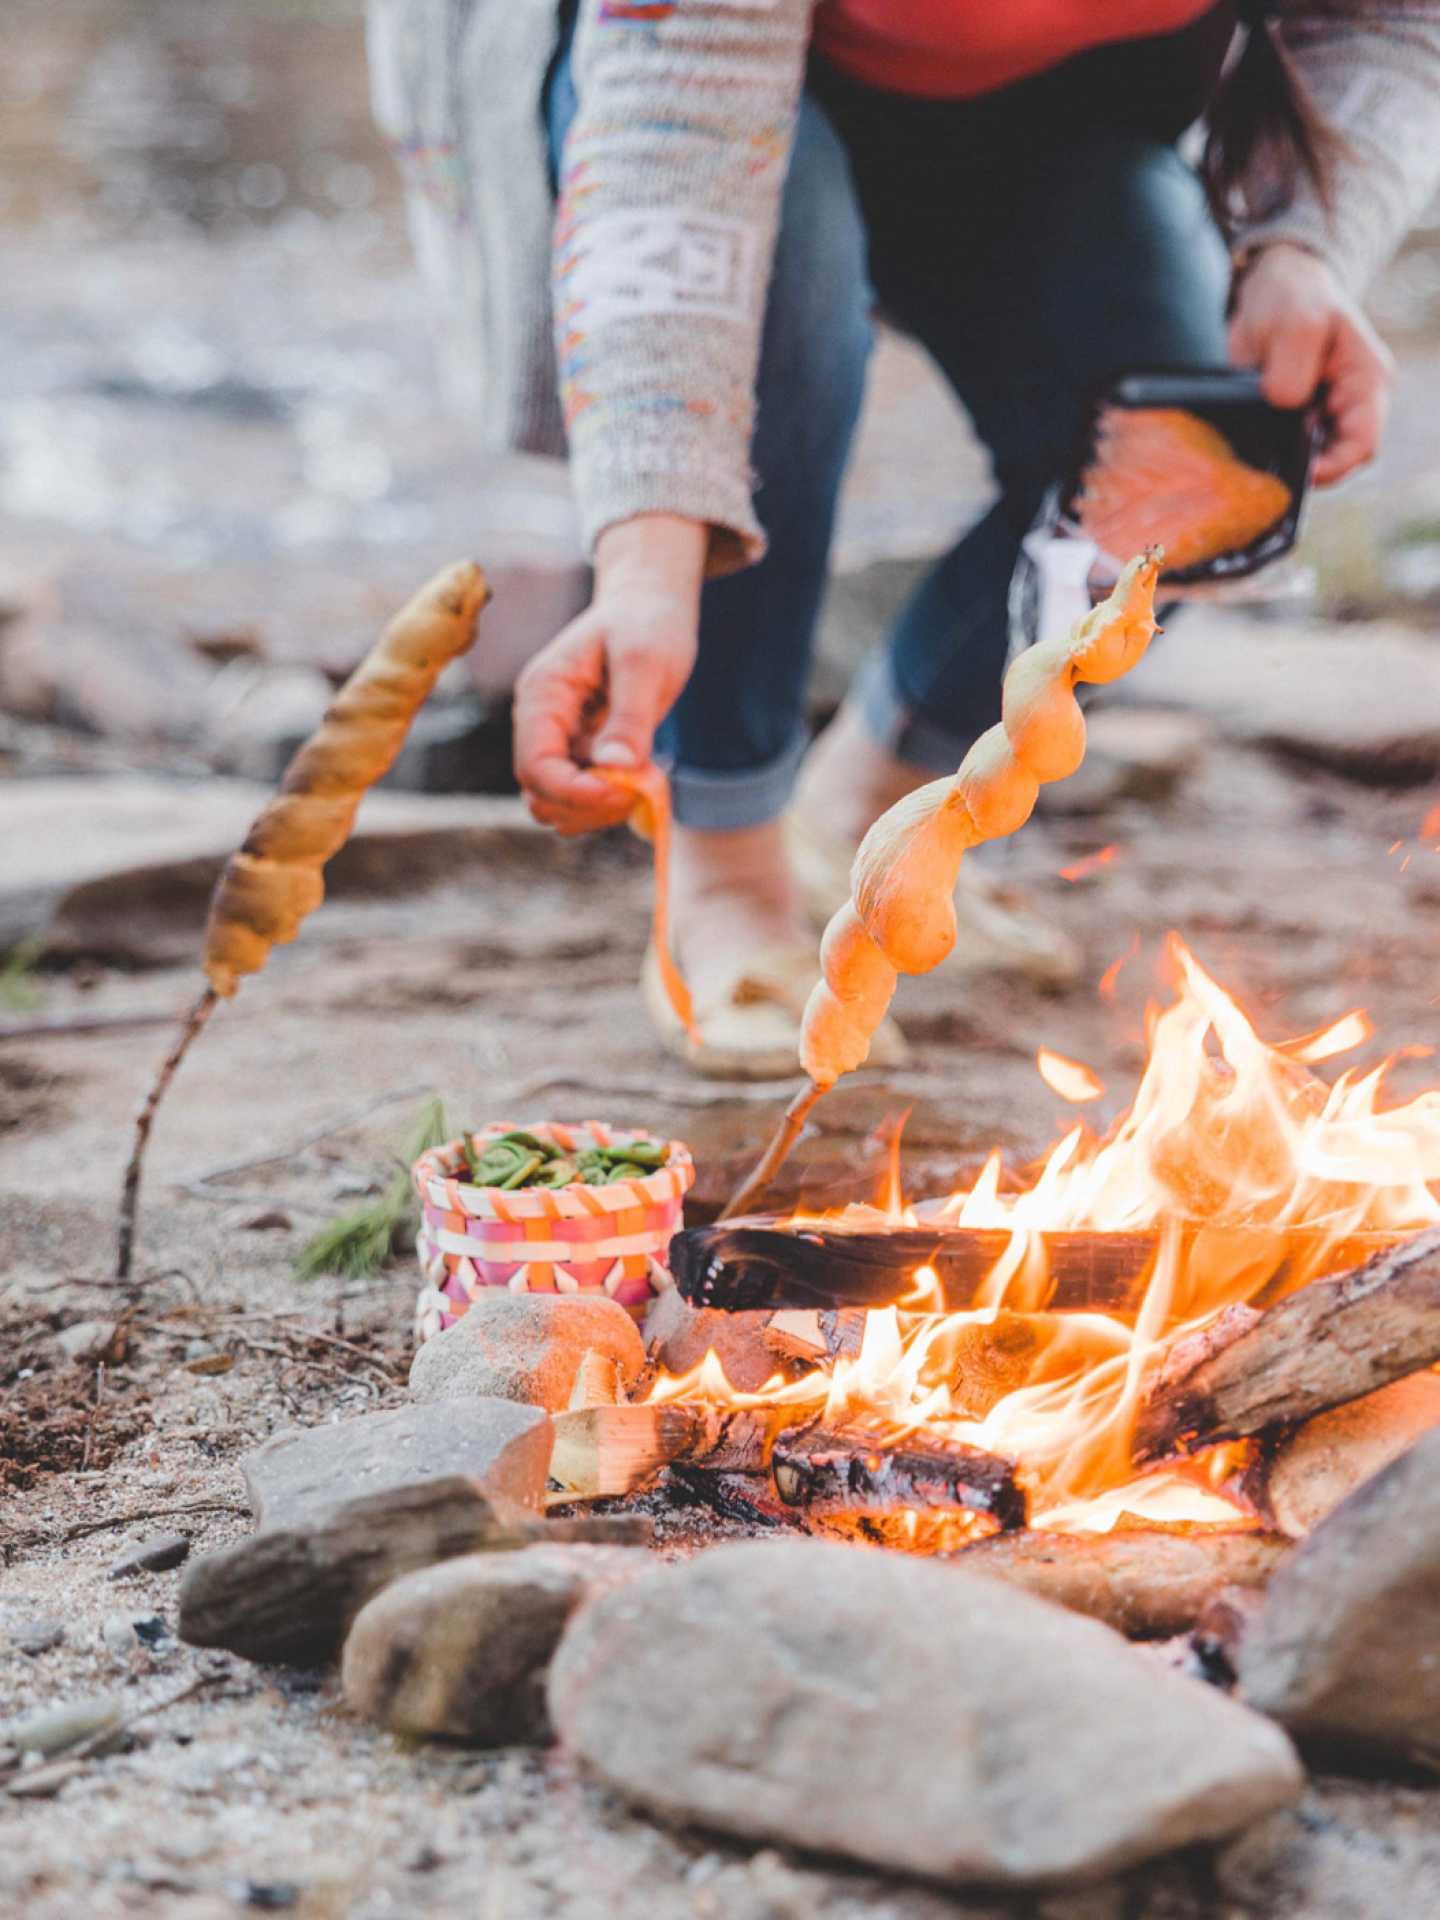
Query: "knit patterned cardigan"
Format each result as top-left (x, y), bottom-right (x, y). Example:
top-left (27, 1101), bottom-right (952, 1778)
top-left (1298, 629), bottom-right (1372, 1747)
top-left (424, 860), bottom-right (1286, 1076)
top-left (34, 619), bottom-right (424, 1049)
top-left (367, 0), bottom-right (1440, 575)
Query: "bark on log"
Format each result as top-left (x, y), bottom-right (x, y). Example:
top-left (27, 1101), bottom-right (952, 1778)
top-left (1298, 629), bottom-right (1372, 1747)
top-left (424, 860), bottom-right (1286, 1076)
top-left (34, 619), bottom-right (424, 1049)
top-left (1133, 1226), bottom-right (1440, 1465)
top-left (548, 1403), bottom-right (794, 1500)
top-left (672, 1218), bottom-right (1161, 1315)
top-left (958, 1526), bottom-right (1289, 1638)
top-left (1239, 1371), bottom-right (1440, 1538)
top-left (770, 1418), bottom-right (1026, 1529)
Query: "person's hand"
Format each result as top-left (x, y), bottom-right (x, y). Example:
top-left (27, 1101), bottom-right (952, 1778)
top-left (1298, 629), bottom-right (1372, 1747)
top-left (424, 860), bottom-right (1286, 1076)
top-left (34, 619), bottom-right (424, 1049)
top-left (513, 513), bottom-right (706, 834)
top-left (1229, 242), bottom-right (1395, 486)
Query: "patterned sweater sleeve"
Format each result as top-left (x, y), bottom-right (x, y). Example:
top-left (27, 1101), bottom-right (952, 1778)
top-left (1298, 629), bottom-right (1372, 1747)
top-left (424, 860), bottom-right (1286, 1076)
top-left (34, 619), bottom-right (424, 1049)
top-left (555, 0), bottom-right (814, 577)
top-left (1235, 3), bottom-right (1440, 293)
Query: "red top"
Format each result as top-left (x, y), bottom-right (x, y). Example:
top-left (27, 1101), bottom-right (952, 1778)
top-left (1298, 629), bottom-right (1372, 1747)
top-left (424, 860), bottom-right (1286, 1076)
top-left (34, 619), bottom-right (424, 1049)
top-left (811, 0), bottom-right (1217, 100)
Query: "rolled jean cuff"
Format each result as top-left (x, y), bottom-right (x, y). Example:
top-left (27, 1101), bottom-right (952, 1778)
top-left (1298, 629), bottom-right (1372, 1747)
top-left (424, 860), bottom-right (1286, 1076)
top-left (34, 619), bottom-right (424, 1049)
top-left (666, 726), bottom-right (809, 831)
top-left (853, 649), bottom-right (976, 776)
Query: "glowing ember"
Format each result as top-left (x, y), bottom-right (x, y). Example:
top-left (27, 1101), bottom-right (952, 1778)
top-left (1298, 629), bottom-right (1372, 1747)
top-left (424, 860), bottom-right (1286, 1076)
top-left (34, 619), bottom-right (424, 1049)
top-left (1098, 935), bottom-right (1140, 1002)
top-left (1059, 845), bottom-right (1120, 882)
top-left (650, 937), bottom-right (1440, 1538)
top-left (1037, 1047), bottom-right (1106, 1104)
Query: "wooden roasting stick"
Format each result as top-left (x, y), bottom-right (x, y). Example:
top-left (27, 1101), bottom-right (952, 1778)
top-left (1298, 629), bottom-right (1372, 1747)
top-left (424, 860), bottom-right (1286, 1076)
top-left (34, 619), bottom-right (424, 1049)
top-left (115, 562), bottom-right (490, 1282)
top-left (726, 548), bottom-right (1164, 1218)
top-left (1132, 1224), bottom-right (1440, 1465)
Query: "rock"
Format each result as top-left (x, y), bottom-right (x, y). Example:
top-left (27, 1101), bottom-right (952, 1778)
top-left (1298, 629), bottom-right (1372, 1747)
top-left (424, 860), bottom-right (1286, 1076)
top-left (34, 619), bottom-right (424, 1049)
top-left (8, 1618), bottom-right (65, 1656)
top-left (1122, 611), bottom-right (1440, 787)
top-left (108, 1532), bottom-right (191, 1579)
top-left (1251, 1373), bottom-right (1440, 1539)
top-left (1, 775), bottom-right (543, 956)
top-left (409, 1294), bottom-right (645, 1415)
top-left (0, 1695), bottom-right (126, 1760)
top-left (101, 1611), bottom-right (174, 1658)
top-left (236, 1209), bottom-right (293, 1233)
top-left (1238, 1426), bottom-right (1440, 1759)
top-left (642, 1290), bottom-right (783, 1394)
top-left (179, 1402), bottom-right (555, 1664)
top-left (342, 1544), bottom-right (642, 1744)
top-left (205, 661), bottom-right (334, 782)
top-left (55, 1318), bottom-right (120, 1364)
top-left (549, 1540), bottom-right (1301, 1888)
top-left (243, 1400), bottom-right (552, 1529)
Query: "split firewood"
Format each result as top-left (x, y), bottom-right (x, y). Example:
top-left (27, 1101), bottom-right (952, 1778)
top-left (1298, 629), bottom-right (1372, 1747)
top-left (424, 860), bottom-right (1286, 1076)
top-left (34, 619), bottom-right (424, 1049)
top-left (958, 1525), bottom-right (1289, 1639)
top-left (548, 1402), bottom-right (794, 1500)
top-left (1133, 1225), bottom-right (1440, 1465)
top-left (770, 1418), bottom-right (1027, 1530)
top-left (1240, 1371), bottom-right (1440, 1539)
top-left (727, 549), bottom-right (1163, 1216)
top-left (672, 1216), bottom-right (1158, 1315)
top-left (761, 1308), bottom-right (867, 1368)
top-left (114, 562), bottom-right (490, 1283)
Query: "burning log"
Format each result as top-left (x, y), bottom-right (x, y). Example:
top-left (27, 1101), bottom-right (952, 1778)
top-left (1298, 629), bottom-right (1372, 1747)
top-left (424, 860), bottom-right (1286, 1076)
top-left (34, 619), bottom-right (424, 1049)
top-left (548, 1403), bottom-right (793, 1500)
top-left (770, 1418), bottom-right (1027, 1530)
top-left (1134, 1226), bottom-right (1440, 1465)
top-left (1239, 1371), bottom-right (1440, 1539)
top-left (958, 1526), bottom-right (1289, 1638)
top-left (672, 1217), bottom-right (1159, 1316)
top-left (761, 1308), bottom-right (867, 1368)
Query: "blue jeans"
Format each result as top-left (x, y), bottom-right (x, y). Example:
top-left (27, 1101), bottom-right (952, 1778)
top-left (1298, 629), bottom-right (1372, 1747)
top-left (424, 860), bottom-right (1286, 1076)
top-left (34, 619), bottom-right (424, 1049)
top-left (545, 33), bottom-right (1229, 828)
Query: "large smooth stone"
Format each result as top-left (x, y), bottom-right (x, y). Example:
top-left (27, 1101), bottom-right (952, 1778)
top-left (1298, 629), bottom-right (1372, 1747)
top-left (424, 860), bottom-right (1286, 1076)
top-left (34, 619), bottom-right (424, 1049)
top-left (409, 1292), bottom-right (645, 1414)
top-left (1238, 1425), bottom-right (1440, 1758)
top-left (548, 1539), bottom-right (1301, 1888)
top-left (342, 1544), bottom-right (641, 1744)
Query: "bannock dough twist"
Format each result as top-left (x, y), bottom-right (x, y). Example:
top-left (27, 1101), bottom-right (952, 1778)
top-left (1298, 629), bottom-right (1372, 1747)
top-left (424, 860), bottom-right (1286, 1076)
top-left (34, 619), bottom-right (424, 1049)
top-left (801, 548), bottom-right (1163, 1088)
top-left (203, 560), bottom-right (490, 996)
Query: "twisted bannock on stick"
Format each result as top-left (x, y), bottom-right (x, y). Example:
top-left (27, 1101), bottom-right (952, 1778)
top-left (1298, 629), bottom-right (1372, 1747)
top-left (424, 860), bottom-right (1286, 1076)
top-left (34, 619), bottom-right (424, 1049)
top-left (204, 560), bottom-right (490, 996)
top-left (801, 547), bottom-right (1164, 1089)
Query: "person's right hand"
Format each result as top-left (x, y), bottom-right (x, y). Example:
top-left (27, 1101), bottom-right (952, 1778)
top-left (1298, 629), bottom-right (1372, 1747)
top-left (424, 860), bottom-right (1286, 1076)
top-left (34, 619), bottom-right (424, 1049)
top-left (513, 513), bottom-right (706, 835)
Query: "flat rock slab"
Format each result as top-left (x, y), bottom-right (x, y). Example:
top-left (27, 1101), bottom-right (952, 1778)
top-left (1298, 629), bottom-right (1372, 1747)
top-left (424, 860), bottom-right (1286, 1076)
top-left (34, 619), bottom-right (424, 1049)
top-left (549, 1538), bottom-right (1300, 1888)
top-left (409, 1293), bottom-right (645, 1415)
top-left (1238, 1425), bottom-right (1440, 1759)
top-left (179, 1402), bottom-right (555, 1664)
top-left (1122, 612), bottom-right (1440, 786)
top-left (342, 1544), bottom-right (642, 1744)
top-left (2, 775), bottom-right (544, 951)
top-left (245, 1400), bottom-right (553, 1529)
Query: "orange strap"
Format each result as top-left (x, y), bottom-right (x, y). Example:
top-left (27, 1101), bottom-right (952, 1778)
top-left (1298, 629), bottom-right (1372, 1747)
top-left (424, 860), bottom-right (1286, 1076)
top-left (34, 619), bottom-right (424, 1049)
top-left (597, 765), bottom-right (699, 1045)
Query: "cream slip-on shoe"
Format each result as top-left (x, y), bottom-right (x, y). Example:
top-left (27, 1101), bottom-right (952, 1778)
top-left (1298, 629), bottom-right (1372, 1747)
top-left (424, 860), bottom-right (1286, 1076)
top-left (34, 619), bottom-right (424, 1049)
top-left (642, 941), bottom-right (908, 1081)
top-left (785, 807), bottom-right (1082, 990)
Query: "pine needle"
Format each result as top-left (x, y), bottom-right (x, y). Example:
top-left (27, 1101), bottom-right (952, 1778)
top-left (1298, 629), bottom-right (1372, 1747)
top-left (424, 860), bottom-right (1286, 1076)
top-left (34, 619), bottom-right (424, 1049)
top-left (294, 1096), bottom-right (449, 1282)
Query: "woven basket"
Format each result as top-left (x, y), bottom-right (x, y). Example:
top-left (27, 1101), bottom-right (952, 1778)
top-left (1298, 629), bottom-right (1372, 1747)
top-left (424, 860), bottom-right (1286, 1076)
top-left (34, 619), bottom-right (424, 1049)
top-left (411, 1120), bottom-right (695, 1341)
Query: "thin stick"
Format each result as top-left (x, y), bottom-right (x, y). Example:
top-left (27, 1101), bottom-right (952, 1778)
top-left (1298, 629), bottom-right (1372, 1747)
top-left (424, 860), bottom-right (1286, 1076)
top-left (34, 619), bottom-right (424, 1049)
top-left (722, 1078), bottom-right (830, 1220)
top-left (115, 985), bottom-right (219, 1286)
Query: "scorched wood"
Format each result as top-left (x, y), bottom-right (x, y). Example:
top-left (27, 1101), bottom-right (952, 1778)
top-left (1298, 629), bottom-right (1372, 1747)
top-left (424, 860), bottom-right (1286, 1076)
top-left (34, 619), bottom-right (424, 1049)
top-left (957, 1526), bottom-right (1289, 1638)
top-left (1133, 1225), bottom-right (1440, 1465)
top-left (770, 1417), bottom-right (1026, 1529)
top-left (672, 1218), bottom-right (1160, 1315)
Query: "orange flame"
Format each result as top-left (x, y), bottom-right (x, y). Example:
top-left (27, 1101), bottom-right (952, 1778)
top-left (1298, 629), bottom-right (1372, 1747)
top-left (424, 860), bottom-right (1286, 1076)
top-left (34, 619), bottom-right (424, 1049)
top-left (1098, 935), bottom-right (1140, 1002)
top-left (1037, 1047), bottom-right (1106, 1104)
top-left (651, 937), bottom-right (1440, 1536)
top-left (1422, 800), bottom-right (1440, 842)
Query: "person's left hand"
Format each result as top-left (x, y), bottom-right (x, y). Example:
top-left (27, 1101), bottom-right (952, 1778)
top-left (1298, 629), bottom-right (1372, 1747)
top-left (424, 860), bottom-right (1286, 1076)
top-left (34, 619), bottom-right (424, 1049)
top-left (1228, 241), bottom-right (1395, 486)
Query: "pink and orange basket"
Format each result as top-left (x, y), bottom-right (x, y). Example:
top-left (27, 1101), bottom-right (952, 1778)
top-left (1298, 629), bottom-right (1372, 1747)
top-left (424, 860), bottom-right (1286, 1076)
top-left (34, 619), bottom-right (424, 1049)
top-left (411, 1120), bottom-right (695, 1342)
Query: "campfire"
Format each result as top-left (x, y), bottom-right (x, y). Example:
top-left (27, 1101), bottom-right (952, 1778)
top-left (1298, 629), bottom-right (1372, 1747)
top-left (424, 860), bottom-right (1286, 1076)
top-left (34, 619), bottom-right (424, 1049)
top-left (551, 937), bottom-right (1440, 1604)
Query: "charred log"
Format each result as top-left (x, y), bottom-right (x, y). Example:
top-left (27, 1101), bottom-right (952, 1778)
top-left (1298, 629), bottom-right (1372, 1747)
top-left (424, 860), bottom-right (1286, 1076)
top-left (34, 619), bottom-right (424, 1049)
top-left (770, 1417), bottom-right (1026, 1530)
top-left (672, 1218), bottom-right (1160, 1315)
top-left (957, 1525), bottom-right (1289, 1639)
top-left (1134, 1226), bottom-right (1440, 1465)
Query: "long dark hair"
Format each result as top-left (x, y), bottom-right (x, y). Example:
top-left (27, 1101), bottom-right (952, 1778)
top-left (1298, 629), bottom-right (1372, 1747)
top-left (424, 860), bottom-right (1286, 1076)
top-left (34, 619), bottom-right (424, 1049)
top-left (1202, 1), bottom-right (1347, 234)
